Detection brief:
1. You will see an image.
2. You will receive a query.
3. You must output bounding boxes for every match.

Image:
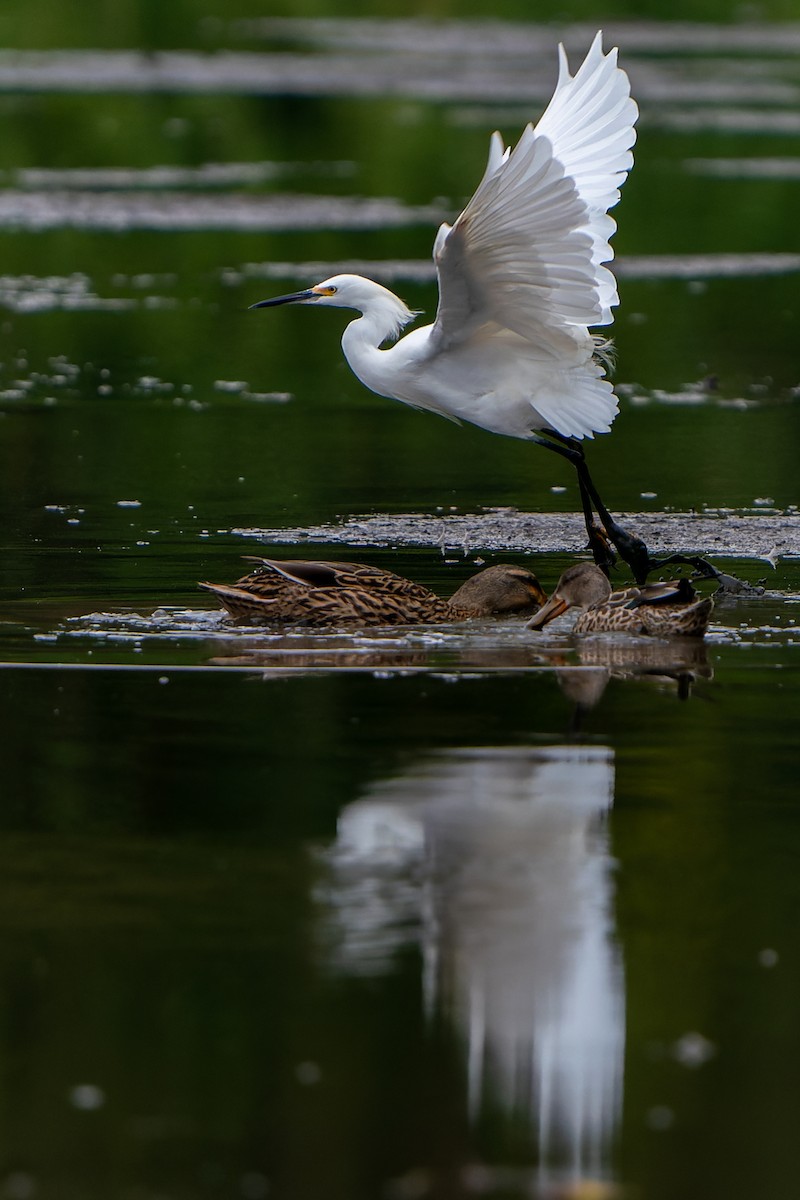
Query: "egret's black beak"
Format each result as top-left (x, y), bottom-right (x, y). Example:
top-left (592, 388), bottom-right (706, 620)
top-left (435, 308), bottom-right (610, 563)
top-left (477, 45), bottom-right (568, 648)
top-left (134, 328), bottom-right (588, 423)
top-left (250, 290), bottom-right (316, 309)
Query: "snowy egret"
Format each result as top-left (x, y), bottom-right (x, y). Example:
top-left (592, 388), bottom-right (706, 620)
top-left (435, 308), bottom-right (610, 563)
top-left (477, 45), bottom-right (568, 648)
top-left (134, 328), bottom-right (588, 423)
top-left (253, 33), bottom-right (656, 580)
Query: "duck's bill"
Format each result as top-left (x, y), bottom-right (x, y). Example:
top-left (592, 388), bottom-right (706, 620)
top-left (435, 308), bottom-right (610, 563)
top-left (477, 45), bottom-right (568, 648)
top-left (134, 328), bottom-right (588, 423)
top-left (250, 290), bottom-right (316, 309)
top-left (527, 595), bottom-right (568, 630)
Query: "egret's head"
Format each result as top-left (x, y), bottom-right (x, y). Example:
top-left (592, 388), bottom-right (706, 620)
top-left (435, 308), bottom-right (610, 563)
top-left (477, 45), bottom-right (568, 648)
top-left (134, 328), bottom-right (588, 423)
top-left (250, 272), bottom-right (352, 309)
top-left (251, 274), bottom-right (416, 335)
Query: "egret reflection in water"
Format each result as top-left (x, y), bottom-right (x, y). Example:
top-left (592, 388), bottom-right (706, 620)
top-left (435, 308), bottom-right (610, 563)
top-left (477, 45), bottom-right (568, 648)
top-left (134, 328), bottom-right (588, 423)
top-left (316, 745), bottom-right (623, 1188)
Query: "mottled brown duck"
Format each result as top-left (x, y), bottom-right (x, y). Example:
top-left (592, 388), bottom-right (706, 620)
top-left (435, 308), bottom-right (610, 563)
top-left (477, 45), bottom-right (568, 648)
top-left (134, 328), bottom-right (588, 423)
top-left (200, 558), bottom-right (547, 627)
top-left (527, 561), bottom-right (714, 637)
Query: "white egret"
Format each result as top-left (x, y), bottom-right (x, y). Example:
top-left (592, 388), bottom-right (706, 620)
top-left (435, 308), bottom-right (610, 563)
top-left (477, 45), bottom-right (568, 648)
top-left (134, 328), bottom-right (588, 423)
top-left (253, 33), bottom-right (654, 579)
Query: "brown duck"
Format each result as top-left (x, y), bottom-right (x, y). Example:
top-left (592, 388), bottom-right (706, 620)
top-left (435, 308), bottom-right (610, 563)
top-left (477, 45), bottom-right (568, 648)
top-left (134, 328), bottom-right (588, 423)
top-left (200, 558), bottom-right (547, 627)
top-left (527, 562), bottom-right (714, 637)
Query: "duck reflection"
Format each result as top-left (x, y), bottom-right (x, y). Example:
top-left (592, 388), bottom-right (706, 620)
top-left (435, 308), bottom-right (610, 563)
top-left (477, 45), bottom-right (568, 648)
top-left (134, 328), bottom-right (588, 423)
top-left (318, 745), bottom-right (623, 1191)
top-left (554, 636), bottom-right (714, 729)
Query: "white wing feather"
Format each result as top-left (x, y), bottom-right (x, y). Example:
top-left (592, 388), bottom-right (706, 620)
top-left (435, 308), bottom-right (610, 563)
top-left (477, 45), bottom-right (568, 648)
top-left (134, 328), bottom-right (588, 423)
top-left (431, 32), bottom-right (638, 351)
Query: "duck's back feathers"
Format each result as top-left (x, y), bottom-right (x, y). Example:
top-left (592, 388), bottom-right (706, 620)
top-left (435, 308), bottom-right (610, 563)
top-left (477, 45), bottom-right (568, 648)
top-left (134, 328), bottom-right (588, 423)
top-left (575, 594), bottom-right (714, 637)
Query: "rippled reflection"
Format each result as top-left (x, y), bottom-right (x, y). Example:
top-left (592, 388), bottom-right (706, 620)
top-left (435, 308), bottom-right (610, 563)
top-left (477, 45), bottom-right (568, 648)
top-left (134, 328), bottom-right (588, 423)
top-left (318, 745), bottom-right (623, 1189)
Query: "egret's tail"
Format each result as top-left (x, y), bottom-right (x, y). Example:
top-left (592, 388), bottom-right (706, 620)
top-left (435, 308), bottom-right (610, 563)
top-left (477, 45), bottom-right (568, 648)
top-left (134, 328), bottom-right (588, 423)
top-left (530, 360), bottom-right (619, 440)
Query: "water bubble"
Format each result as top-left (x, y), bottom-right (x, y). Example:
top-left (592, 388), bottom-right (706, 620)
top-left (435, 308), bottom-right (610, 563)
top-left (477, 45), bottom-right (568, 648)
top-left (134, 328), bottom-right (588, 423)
top-left (384, 1169), bottom-right (431, 1200)
top-left (68, 1083), bottom-right (105, 1110)
top-left (240, 1172), bottom-right (270, 1199)
top-left (2, 1172), bottom-right (37, 1200)
top-left (243, 390), bottom-right (292, 403)
top-left (672, 1031), bottom-right (715, 1068)
top-left (294, 1061), bottom-right (321, 1085)
top-left (646, 1105), bottom-right (674, 1131)
top-left (164, 116), bottom-right (190, 137)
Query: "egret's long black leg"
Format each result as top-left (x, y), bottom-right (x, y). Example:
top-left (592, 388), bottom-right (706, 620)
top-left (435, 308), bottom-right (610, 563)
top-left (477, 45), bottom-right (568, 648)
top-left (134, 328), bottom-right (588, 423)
top-left (534, 431), bottom-right (730, 585)
top-left (576, 470), bottom-right (729, 583)
top-left (559, 442), bottom-right (727, 582)
top-left (558, 438), bottom-right (617, 573)
top-left (575, 471), bottom-right (617, 576)
top-left (532, 431), bottom-right (652, 582)
top-left (557, 434), bottom-right (653, 583)
top-left (529, 432), bottom-right (616, 574)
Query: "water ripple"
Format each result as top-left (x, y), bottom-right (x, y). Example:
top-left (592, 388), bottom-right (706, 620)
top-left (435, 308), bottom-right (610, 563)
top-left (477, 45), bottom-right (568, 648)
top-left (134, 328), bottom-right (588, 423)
top-left (0, 190), bottom-right (442, 232)
top-left (0, 272), bottom-right (135, 313)
top-left (228, 252), bottom-right (800, 287)
top-left (685, 158), bottom-right (800, 180)
top-left (237, 18), bottom-right (800, 58)
top-left (0, 34), bottom-right (797, 109)
top-left (14, 161), bottom-right (354, 190)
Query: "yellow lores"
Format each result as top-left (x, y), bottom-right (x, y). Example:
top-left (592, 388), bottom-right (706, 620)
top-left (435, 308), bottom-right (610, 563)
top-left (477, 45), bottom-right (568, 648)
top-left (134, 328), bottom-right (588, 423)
top-left (200, 558), bottom-right (547, 627)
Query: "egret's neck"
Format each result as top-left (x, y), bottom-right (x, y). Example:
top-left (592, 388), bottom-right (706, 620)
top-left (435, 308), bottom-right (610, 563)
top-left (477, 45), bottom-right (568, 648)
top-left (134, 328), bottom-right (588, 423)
top-left (340, 287), bottom-right (415, 378)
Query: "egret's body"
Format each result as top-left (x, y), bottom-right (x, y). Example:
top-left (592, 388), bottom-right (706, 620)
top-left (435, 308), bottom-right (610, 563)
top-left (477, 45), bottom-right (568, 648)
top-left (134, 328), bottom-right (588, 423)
top-left (338, 290), bottom-right (607, 441)
top-left (254, 33), bottom-right (653, 576)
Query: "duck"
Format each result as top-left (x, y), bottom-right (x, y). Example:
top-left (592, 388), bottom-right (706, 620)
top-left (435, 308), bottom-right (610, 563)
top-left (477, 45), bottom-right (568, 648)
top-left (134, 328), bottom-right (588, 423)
top-left (199, 558), bottom-right (547, 627)
top-left (527, 561), bottom-right (714, 637)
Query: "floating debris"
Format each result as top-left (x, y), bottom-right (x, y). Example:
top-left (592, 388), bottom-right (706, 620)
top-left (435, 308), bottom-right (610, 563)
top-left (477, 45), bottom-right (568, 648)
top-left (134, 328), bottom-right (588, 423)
top-left (232, 509), bottom-right (800, 560)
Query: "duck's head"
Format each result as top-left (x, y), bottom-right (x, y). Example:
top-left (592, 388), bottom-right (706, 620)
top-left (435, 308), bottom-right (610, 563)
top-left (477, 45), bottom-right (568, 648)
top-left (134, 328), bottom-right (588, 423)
top-left (450, 564), bottom-right (548, 617)
top-left (527, 562), bottom-right (612, 630)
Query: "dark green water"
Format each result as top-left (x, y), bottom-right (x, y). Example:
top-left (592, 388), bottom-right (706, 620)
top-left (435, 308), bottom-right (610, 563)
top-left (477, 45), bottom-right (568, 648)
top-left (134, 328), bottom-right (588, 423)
top-left (1, 5), bottom-right (800, 1199)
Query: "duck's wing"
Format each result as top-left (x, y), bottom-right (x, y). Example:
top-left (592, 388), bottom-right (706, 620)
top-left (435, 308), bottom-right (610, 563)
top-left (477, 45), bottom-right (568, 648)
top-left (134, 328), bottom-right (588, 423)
top-left (239, 558), bottom-right (438, 603)
top-left (619, 578), bottom-right (698, 610)
top-left (241, 558), bottom-right (401, 590)
top-left (429, 32), bottom-right (637, 353)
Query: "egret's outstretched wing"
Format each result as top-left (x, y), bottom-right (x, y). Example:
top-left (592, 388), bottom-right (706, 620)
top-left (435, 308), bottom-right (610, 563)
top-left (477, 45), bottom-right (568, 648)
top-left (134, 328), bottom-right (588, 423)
top-left (430, 32), bottom-right (637, 351)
